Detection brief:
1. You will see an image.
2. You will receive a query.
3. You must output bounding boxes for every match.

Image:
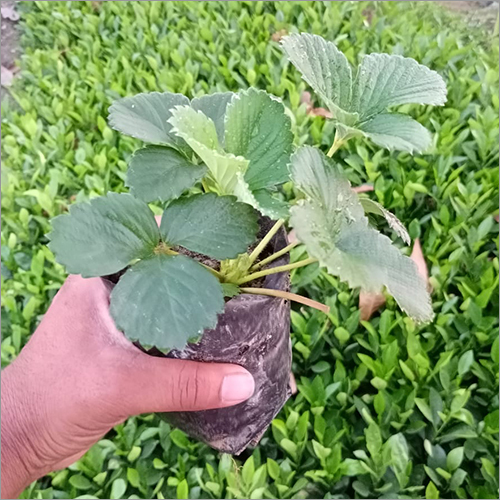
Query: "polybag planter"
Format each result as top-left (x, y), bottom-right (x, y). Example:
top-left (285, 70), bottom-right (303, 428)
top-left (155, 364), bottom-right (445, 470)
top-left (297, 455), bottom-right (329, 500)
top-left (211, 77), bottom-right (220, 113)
top-left (159, 223), bottom-right (292, 454)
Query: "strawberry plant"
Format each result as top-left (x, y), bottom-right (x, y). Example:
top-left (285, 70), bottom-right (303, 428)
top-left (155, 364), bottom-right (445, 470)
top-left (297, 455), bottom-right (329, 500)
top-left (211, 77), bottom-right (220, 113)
top-left (48, 33), bottom-right (444, 453)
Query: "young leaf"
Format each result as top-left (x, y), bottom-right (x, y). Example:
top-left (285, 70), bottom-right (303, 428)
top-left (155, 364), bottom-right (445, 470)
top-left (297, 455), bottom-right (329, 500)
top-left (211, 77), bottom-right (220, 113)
top-left (108, 92), bottom-right (189, 149)
top-left (224, 88), bottom-right (293, 191)
top-left (110, 254), bottom-right (224, 349)
top-left (191, 92), bottom-right (234, 145)
top-left (280, 33), bottom-right (357, 123)
top-left (350, 53), bottom-right (447, 119)
top-left (126, 146), bottom-right (207, 203)
top-left (290, 147), bottom-right (433, 322)
top-left (160, 193), bottom-right (258, 260)
top-left (359, 198), bottom-right (410, 244)
top-left (169, 105), bottom-right (248, 194)
top-left (221, 283), bottom-right (240, 298)
top-left (358, 113), bottom-right (432, 153)
top-left (232, 173), bottom-right (288, 219)
top-left (49, 193), bottom-right (159, 277)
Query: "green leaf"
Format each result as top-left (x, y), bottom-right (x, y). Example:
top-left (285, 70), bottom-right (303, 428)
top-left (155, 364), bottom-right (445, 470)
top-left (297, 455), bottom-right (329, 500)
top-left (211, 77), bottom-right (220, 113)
top-left (232, 174), bottom-right (288, 218)
top-left (267, 459), bottom-right (281, 481)
top-left (484, 409), bottom-right (500, 432)
top-left (176, 479), bottom-right (189, 500)
top-left (69, 475), bottom-right (92, 490)
top-left (341, 459), bottom-right (367, 476)
top-left (169, 105), bottom-right (248, 194)
top-left (360, 198), bottom-right (410, 244)
top-left (425, 480), bottom-right (440, 500)
top-left (457, 350), bottom-right (474, 376)
top-left (108, 92), bottom-right (189, 149)
top-left (110, 478), bottom-right (127, 500)
top-left (191, 92), bottom-right (234, 145)
top-left (221, 283), bottom-right (240, 298)
top-left (449, 469), bottom-right (467, 491)
top-left (350, 53), bottom-right (447, 119)
top-left (242, 456), bottom-right (255, 486)
top-left (160, 193), bottom-right (258, 260)
top-left (415, 398), bottom-right (433, 423)
top-left (224, 88), bottom-right (293, 191)
top-left (365, 422), bottom-right (382, 459)
top-left (127, 468), bottom-right (140, 488)
top-left (280, 33), bottom-right (357, 123)
top-left (289, 147), bottom-right (433, 322)
top-left (491, 336), bottom-right (499, 364)
top-left (446, 447), bottom-right (464, 472)
top-left (358, 113), bottom-right (432, 153)
top-left (126, 146), bottom-right (207, 202)
top-left (253, 189), bottom-right (290, 219)
top-left (110, 254), bottom-right (224, 349)
top-left (49, 193), bottom-right (159, 277)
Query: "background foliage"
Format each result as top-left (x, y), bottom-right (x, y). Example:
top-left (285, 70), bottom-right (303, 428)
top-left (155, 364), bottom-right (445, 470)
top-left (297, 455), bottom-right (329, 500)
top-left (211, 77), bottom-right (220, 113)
top-left (1, 1), bottom-right (498, 499)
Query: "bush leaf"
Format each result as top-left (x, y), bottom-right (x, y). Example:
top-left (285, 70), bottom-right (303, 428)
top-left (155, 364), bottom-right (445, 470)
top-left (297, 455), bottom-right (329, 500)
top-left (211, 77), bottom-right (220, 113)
top-left (160, 193), bottom-right (258, 260)
top-left (110, 254), bottom-right (224, 349)
top-left (224, 88), bottom-right (294, 191)
top-left (108, 92), bottom-right (189, 149)
top-left (126, 146), bottom-right (207, 202)
top-left (350, 53), bottom-right (447, 119)
top-left (289, 147), bottom-right (433, 321)
top-left (49, 193), bottom-right (159, 277)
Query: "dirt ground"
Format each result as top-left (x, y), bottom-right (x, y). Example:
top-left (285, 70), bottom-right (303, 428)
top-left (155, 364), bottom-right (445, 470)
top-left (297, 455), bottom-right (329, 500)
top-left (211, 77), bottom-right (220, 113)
top-left (1, 0), bottom-right (20, 89)
top-left (1, 0), bottom-right (20, 68)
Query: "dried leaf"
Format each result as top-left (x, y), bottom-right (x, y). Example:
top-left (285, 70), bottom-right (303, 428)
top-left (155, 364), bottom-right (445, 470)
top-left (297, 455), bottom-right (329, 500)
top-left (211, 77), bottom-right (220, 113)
top-left (271, 29), bottom-right (288, 42)
top-left (289, 372), bottom-right (298, 395)
top-left (352, 184), bottom-right (375, 193)
top-left (300, 91), bottom-right (333, 118)
top-left (410, 238), bottom-right (431, 291)
top-left (1, 5), bottom-right (19, 21)
top-left (359, 238), bottom-right (431, 319)
top-left (359, 290), bottom-right (387, 321)
top-left (288, 229), bottom-right (297, 244)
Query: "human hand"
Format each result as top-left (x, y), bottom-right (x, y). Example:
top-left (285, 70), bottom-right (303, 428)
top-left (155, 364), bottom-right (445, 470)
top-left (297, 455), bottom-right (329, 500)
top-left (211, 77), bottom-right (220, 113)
top-left (1, 274), bottom-right (254, 498)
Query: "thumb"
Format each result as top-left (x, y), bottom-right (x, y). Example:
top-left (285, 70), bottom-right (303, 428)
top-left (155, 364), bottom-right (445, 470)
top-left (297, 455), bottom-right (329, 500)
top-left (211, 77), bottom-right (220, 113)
top-left (121, 351), bottom-right (255, 415)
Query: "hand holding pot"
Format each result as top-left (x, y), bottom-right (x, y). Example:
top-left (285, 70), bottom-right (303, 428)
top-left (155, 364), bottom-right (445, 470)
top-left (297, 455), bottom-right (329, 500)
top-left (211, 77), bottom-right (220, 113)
top-left (1, 274), bottom-right (254, 499)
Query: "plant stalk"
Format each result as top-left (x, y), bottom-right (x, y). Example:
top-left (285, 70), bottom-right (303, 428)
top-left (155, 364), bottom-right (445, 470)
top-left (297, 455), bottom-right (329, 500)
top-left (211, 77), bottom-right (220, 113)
top-left (247, 218), bottom-right (285, 266)
top-left (250, 241), bottom-right (299, 271)
top-left (155, 245), bottom-right (223, 279)
top-left (236, 257), bottom-right (317, 285)
top-left (327, 134), bottom-right (345, 157)
top-left (240, 287), bottom-right (330, 314)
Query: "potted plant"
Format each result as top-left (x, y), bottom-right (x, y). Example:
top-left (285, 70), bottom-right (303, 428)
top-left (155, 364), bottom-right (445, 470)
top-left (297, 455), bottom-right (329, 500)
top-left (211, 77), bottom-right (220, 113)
top-left (48, 33), bottom-right (445, 455)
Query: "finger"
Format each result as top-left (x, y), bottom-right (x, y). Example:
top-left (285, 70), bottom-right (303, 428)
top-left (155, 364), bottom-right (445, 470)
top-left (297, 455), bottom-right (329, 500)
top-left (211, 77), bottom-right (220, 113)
top-left (120, 353), bottom-right (255, 414)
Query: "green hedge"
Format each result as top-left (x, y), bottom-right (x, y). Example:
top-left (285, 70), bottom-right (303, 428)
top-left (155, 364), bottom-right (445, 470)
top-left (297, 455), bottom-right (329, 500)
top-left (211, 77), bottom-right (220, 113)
top-left (1, 1), bottom-right (498, 499)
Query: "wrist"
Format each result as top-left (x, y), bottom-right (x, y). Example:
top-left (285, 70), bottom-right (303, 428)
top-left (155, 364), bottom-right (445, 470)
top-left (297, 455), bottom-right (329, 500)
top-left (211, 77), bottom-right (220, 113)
top-left (1, 362), bottom-right (50, 498)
